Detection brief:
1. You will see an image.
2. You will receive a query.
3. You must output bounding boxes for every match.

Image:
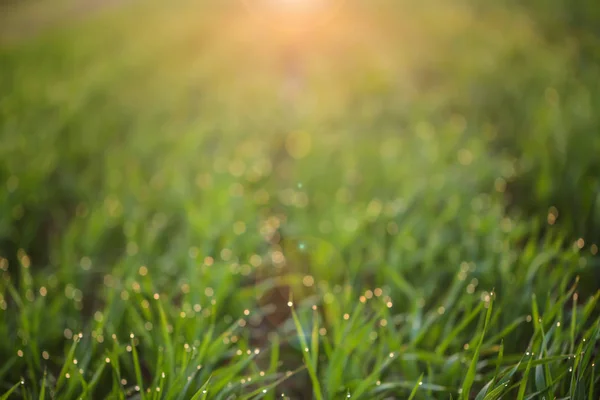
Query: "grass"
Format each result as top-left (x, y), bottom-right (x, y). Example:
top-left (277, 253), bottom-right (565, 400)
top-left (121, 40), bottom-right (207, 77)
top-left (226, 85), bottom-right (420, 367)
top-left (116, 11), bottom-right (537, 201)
top-left (1, 0), bottom-right (599, 398)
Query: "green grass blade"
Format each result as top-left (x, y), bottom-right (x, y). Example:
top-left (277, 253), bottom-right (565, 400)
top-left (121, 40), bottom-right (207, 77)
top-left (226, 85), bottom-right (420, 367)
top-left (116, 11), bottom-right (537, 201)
top-left (131, 334), bottom-right (145, 399)
top-left (311, 307), bottom-right (320, 371)
top-left (290, 302), bottom-right (323, 400)
top-left (475, 341), bottom-right (503, 400)
top-left (517, 354), bottom-right (533, 400)
top-left (524, 368), bottom-right (570, 400)
top-left (190, 377), bottom-right (211, 400)
top-left (589, 363), bottom-right (595, 400)
top-left (39, 369), bottom-right (46, 400)
top-left (80, 361), bottom-right (106, 399)
top-left (373, 381), bottom-right (449, 394)
top-left (408, 373), bottom-right (424, 400)
top-left (570, 293), bottom-right (577, 354)
top-left (482, 382), bottom-right (520, 400)
top-left (0, 381), bottom-right (22, 400)
top-left (156, 297), bottom-right (175, 374)
top-left (437, 302), bottom-right (484, 355)
top-left (269, 334), bottom-right (279, 374)
top-left (461, 299), bottom-right (493, 399)
top-left (238, 367), bottom-right (304, 400)
top-left (55, 337), bottom-right (79, 393)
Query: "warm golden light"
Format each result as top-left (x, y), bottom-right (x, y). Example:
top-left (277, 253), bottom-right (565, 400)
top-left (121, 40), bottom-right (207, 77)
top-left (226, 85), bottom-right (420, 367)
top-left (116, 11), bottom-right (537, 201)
top-left (241, 0), bottom-right (345, 34)
top-left (245, 0), bottom-right (335, 11)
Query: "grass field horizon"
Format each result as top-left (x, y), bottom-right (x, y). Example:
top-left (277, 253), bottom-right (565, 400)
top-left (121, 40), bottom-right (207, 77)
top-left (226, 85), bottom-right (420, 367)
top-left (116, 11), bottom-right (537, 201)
top-left (1, 0), bottom-right (599, 399)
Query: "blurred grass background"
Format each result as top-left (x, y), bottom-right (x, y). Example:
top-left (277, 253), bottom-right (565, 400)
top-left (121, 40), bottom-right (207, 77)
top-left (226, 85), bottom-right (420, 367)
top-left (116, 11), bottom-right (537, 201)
top-left (1, 0), bottom-right (599, 398)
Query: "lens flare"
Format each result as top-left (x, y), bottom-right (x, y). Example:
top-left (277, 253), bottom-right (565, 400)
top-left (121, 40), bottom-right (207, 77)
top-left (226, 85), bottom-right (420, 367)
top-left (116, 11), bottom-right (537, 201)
top-left (241, 0), bottom-right (346, 33)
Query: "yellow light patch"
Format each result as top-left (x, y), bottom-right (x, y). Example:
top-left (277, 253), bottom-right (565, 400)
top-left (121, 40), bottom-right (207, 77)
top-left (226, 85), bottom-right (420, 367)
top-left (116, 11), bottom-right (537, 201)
top-left (285, 131), bottom-right (312, 159)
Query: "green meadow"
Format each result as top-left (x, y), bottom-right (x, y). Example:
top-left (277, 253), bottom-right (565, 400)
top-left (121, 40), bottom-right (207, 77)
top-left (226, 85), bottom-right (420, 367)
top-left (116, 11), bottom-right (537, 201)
top-left (1, 0), bottom-right (599, 398)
